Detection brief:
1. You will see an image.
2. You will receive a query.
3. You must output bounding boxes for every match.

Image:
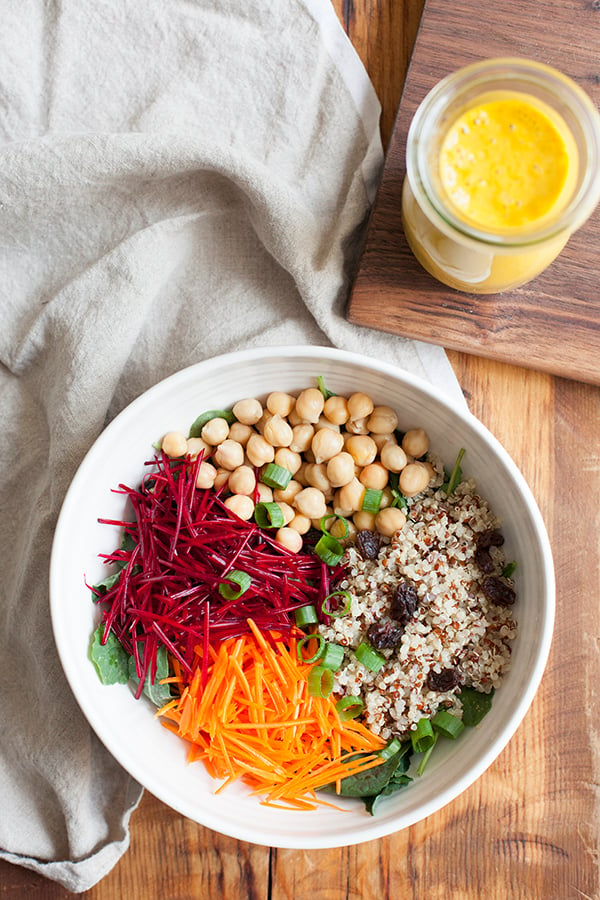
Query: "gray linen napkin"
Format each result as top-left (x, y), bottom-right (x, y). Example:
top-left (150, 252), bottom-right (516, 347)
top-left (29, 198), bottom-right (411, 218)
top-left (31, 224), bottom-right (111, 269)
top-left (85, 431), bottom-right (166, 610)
top-left (0, 0), bottom-right (464, 891)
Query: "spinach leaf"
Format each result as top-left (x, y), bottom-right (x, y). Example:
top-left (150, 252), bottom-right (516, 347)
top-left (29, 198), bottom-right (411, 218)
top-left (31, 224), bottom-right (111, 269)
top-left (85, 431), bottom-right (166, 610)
top-left (320, 740), bottom-right (412, 813)
top-left (128, 644), bottom-right (172, 707)
top-left (90, 623), bottom-right (129, 685)
top-left (460, 686), bottom-right (494, 727)
top-left (363, 747), bottom-right (413, 815)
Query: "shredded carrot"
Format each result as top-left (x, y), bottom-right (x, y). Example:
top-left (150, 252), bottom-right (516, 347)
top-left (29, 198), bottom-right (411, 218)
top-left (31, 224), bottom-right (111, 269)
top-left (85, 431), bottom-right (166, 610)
top-left (156, 618), bottom-right (386, 809)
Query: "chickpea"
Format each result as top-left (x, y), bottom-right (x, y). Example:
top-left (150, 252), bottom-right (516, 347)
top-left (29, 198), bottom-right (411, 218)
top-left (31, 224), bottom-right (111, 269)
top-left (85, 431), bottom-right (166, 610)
top-left (227, 465), bottom-right (256, 496)
top-left (274, 447), bottom-right (302, 475)
top-left (276, 501), bottom-right (295, 525)
top-left (228, 422), bottom-right (253, 446)
top-left (288, 512), bottom-right (312, 534)
top-left (224, 493), bottom-right (255, 520)
top-left (379, 487), bottom-right (394, 509)
top-left (293, 487), bottom-right (327, 519)
top-left (359, 462), bottom-right (389, 490)
top-left (287, 407), bottom-right (303, 427)
top-left (263, 414), bottom-right (293, 448)
top-left (326, 451), bottom-right (355, 488)
top-left (311, 428), bottom-right (344, 464)
top-left (161, 430), bottom-right (188, 458)
top-left (399, 462), bottom-right (431, 497)
top-left (371, 432), bottom-right (396, 452)
top-left (344, 416), bottom-right (369, 435)
top-left (323, 395), bottom-right (349, 425)
top-left (214, 467), bottom-right (231, 490)
top-left (402, 428), bottom-right (430, 459)
top-left (232, 398), bottom-right (263, 426)
top-left (201, 416), bottom-right (230, 445)
top-left (345, 434), bottom-right (377, 467)
top-left (246, 433), bottom-right (275, 467)
top-left (368, 406), bottom-right (399, 434)
top-left (195, 461), bottom-right (218, 489)
top-left (311, 505), bottom-right (333, 530)
top-left (255, 409), bottom-right (274, 435)
top-left (255, 482), bottom-right (274, 503)
top-left (273, 479), bottom-right (303, 505)
top-left (313, 415), bottom-right (341, 433)
top-left (294, 462), bottom-right (310, 486)
top-left (289, 423), bottom-right (314, 453)
top-left (336, 476), bottom-right (365, 513)
top-left (380, 442), bottom-right (408, 473)
top-left (375, 506), bottom-right (407, 537)
top-left (294, 388), bottom-right (324, 423)
top-left (266, 391), bottom-right (296, 417)
top-left (186, 436), bottom-right (212, 460)
top-left (347, 392), bottom-right (374, 422)
top-left (353, 510), bottom-right (377, 531)
top-left (275, 527), bottom-right (303, 553)
top-left (304, 463), bottom-right (332, 496)
top-left (213, 439), bottom-right (245, 471)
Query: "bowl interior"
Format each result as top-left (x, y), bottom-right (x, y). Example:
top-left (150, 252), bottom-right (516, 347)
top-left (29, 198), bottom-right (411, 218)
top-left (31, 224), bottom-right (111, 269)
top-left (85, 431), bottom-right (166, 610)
top-left (50, 346), bottom-right (554, 847)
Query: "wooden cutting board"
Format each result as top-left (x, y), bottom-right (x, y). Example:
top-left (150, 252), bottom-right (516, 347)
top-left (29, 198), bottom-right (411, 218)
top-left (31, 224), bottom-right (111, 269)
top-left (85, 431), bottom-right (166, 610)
top-left (346, 0), bottom-right (600, 385)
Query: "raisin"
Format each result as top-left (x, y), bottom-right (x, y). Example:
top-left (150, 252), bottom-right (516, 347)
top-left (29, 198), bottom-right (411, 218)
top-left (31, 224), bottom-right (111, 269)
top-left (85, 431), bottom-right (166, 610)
top-left (427, 667), bottom-right (462, 692)
top-left (367, 618), bottom-right (404, 650)
top-left (356, 529), bottom-right (381, 560)
top-left (477, 529), bottom-right (505, 550)
top-left (390, 580), bottom-right (419, 624)
top-left (481, 576), bottom-right (516, 607)
top-left (475, 529), bottom-right (504, 573)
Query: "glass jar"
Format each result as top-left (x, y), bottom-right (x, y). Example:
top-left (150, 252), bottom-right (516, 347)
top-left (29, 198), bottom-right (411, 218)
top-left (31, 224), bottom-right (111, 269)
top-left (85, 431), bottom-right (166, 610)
top-left (402, 58), bottom-right (600, 293)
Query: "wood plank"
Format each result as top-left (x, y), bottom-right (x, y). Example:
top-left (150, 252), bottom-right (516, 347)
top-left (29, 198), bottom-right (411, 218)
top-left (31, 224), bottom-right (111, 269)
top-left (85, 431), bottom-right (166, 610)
top-left (347, 0), bottom-right (600, 385)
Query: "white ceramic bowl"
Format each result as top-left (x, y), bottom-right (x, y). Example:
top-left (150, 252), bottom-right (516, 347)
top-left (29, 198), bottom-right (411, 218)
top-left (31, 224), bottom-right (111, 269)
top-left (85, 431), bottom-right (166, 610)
top-left (50, 346), bottom-right (554, 847)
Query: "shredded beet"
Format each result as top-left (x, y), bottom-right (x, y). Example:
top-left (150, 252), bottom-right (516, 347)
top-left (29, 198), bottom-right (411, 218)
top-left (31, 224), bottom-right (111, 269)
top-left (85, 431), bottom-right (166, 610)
top-left (91, 452), bottom-right (344, 688)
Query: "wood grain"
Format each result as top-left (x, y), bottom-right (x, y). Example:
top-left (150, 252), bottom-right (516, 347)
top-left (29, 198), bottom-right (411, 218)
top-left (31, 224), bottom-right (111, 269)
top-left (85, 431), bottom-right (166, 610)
top-left (347, 0), bottom-right (600, 385)
top-left (1, 2), bottom-right (599, 899)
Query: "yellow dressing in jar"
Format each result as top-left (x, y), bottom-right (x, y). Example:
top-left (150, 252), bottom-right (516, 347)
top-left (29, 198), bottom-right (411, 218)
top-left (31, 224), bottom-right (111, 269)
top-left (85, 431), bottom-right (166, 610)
top-left (402, 59), bottom-right (600, 294)
top-left (439, 95), bottom-right (575, 230)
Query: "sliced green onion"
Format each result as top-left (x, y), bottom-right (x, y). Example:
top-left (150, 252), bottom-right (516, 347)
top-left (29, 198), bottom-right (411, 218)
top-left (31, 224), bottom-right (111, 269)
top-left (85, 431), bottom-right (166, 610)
top-left (417, 732), bottom-right (439, 775)
top-left (442, 448), bottom-right (466, 495)
top-left (335, 695), bottom-right (364, 721)
top-left (307, 665), bottom-right (334, 698)
top-left (297, 634), bottom-right (325, 664)
top-left (294, 604), bottom-right (319, 629)
top-left (411, 717), bottom-right (436, 754)
top-left (431, 709), bottom-right (465, 739)
top-left (218, 570), bottom-right (251, 600)
top-left (355, 641), bottom-right (386, 673)
top-left (320, 642), bottom-right (345, 670)
top-left (317, 375), bottom-right (336, 400)
top-left (321, 590), bottom-right (352, 618)
top-left (361, 488), bottom-right (383, 514)
top-left (254, 501), bottom-right (285, 529)
top-left (320, 514), bottom-right (349, 539)
top-left (188, 408), bottom-right (234, 438)
top-left (502, 560), bottom-right (518, 579)
top-left (314, 533), bottom-right (344, 565)
top-left (379, 737), bottom-right (403, 760)
top-left (261, 463), bottom-right (293, 490)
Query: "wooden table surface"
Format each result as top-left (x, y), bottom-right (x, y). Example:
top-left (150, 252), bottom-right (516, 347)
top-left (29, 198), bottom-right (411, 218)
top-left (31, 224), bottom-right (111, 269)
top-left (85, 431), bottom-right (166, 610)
top-left (2, 2), bottom-right (599, 898)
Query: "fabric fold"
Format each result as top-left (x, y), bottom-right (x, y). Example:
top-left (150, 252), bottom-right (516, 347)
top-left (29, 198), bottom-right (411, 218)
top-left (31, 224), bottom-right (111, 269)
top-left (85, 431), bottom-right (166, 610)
top-left (0, 0), bottom-right (463, 891)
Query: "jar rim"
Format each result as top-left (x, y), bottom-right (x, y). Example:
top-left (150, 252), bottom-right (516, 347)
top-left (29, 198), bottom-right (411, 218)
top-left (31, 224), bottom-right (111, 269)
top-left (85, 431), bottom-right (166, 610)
top-left (406, 57), bottom-right (600, 249)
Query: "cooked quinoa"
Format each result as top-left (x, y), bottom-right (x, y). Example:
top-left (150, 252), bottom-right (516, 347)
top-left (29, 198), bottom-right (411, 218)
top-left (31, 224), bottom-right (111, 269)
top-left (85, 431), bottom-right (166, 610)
top-left (319, 465), bottom-right (518, 742)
